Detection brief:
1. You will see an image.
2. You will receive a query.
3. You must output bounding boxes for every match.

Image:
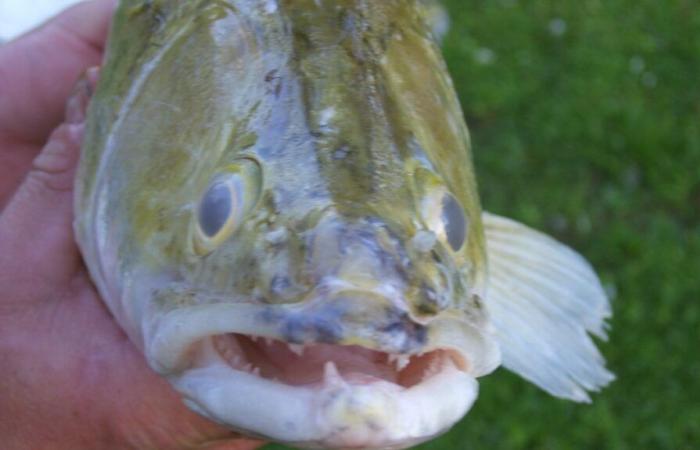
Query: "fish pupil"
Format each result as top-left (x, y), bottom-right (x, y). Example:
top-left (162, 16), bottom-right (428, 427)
top-left (442, 193), bottom-right (467, 251)
top-left (198, 182), bottom-right (232, 237)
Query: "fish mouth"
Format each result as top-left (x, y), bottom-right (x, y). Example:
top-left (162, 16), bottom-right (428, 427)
top-left (212, 333), bottom-right (466, 389)
top-left (145, 303), bottom-right (499, 449)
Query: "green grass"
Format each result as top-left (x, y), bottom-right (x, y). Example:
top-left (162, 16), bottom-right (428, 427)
top-left (269, 1), bottom-right (700, 449)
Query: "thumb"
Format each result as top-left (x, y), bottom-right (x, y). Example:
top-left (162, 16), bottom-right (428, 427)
top-left (0, 124), bottom-right (84, 283)
top-left (0, 76), bottom-right (94, 286)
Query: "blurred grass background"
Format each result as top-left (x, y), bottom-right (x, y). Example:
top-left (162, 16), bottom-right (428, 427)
top-left (272, 1), bottom-right (700, 449)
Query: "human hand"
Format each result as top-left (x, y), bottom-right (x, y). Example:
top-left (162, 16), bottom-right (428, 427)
top-left (0, 2), bottom-right (262, 449)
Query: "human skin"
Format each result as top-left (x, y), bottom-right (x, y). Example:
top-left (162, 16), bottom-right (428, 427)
top-left (0, 1), bottom-right (262, 449)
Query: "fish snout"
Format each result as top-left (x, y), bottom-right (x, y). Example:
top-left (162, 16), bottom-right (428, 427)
top-left (301, 214), bottom-right (457, 319)
top-left (272, 289), bottom-right (429, 355)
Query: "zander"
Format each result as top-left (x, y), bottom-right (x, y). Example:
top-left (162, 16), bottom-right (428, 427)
top-left (75, 1), bottom-right (613, 448)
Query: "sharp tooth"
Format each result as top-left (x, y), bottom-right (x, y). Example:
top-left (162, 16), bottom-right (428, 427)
top-left (242, 363), bottom-right (253, 373)
top-left (264, 337), bottom-right (274, 346)
top-left (250, 336), bottom-right (259, 343)
top-left (323, 361), bottom-right (344, 386)
top-left (252, 367), bottom-right (261, 376)
top-left (397, 355), bottom-right (410, 371)
top-left (387, 354), bottom-right (410, 371)
top-left (288, 343), bottom-right (305, 356)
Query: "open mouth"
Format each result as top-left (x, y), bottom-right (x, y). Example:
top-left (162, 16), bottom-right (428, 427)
top-left (212, 333), bottom-right (467, 389)
top-left (146, 303), bottom-right (499, 449)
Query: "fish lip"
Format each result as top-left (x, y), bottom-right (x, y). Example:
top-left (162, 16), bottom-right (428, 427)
top-left (145, 302), bottom-right (500, 377)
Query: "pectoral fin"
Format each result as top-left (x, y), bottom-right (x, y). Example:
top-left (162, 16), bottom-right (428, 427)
top-left (483, 212), bottom-right (614, 402)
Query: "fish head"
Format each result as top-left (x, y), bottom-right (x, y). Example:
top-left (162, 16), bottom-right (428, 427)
top-left (126, 149), bottom-right (500, 449)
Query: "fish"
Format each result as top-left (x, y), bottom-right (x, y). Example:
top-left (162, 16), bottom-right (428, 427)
top-left (74, 1), bottom-right (614, 448)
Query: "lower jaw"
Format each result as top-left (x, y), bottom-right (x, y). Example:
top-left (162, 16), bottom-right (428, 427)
top-left (142, 303), bottom-right (499, 448)
top-left (169, 336), bottom-right (479, 449)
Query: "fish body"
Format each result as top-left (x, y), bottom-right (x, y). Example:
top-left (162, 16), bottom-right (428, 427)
top-left (75, 1), bottom-right (612, 448)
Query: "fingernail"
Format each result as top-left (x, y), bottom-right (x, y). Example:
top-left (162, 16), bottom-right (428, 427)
top-left (85, 66), bottom-right (101, 91)
top-left (65, 80), bottom-right (90, 124)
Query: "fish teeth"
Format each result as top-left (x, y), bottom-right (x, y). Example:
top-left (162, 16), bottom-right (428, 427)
top-left (396, 355), bottom-right (411, 371)
top-left (214, 336), bottom-right (245, 369)
top-left (252, 367), bottom-right (261, 376)
top-left (387, 354), bottom-right (411, 371)
top-left (264, 337), bottom-right (274, 346)
top-left (288, 343), bottom-right (305, 356)
top-left (323, 361), bottom-right (344, 386)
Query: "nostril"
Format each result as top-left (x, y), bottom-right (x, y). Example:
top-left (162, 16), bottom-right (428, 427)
top-left (381, 314), bottom-right (429, 351)
top-left (411, 279), bottom-right (452, 318)
top-left (424, 284), bottom-right (440, 305)
top-left (266, 274), bottom-right (305, 303)
top-left (414, 284), bottom-right (441, 316)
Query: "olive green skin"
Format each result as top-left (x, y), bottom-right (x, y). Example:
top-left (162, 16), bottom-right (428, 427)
top-left (75, 0), bottom-right (487, 355)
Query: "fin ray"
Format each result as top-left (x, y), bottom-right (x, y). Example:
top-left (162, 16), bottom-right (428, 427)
top-left (483, 213), bottom-right (614, 402)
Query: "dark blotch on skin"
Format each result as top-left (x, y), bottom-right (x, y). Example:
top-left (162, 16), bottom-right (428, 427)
top-left (338, 226), bottom-right (376, 256)
top-left (381, 310), bottom-right (428, 352)
top-left (270, 275), bottom-right (292, 295)
top-left (272, 305), bottom-right (346, 344)
top-left (198, 182), bottom-right (232, 237)
top-left (261, 300), bottom-right (427, 352)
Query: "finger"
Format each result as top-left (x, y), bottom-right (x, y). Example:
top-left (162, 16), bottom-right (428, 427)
top-left (0, 122), bottom-right (84, 287)
top-left (0, 139), bottom-right (39, 213)
top-left (0, 67), bottom-right (99, 212)
top-left (0, 0), bottom-right (115, 143)
top-left (200, 440), bottom-right (265, 450)
top-left (66, 66), bottom-right (101, 125)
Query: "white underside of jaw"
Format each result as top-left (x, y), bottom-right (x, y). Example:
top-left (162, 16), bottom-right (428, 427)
top-left (172, 338), bottom-right (478, 449)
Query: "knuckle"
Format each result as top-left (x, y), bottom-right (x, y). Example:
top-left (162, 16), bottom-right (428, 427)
top-left (30, 124), bottom-right (83, 192)
top-left (25, 170), bottom-right (74, 194)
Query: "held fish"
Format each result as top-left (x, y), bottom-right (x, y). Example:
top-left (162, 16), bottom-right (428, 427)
top-left (74, 1), bottom-right (613, 448)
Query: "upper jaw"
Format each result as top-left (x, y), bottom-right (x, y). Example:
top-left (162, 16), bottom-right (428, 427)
top-left (145, 301), bottom-right (500, 376)
top-left (143, 302), bottom-right (501, 449)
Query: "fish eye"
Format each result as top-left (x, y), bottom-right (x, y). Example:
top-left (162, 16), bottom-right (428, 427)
top-left (413, 167), bottom-right (468, 252)
top-left (441, 193), bottom-right (467, 251)
top-left (193, 159), bottom-right (261, 255)
top-left (198, 180), bottom-right (235, 238)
